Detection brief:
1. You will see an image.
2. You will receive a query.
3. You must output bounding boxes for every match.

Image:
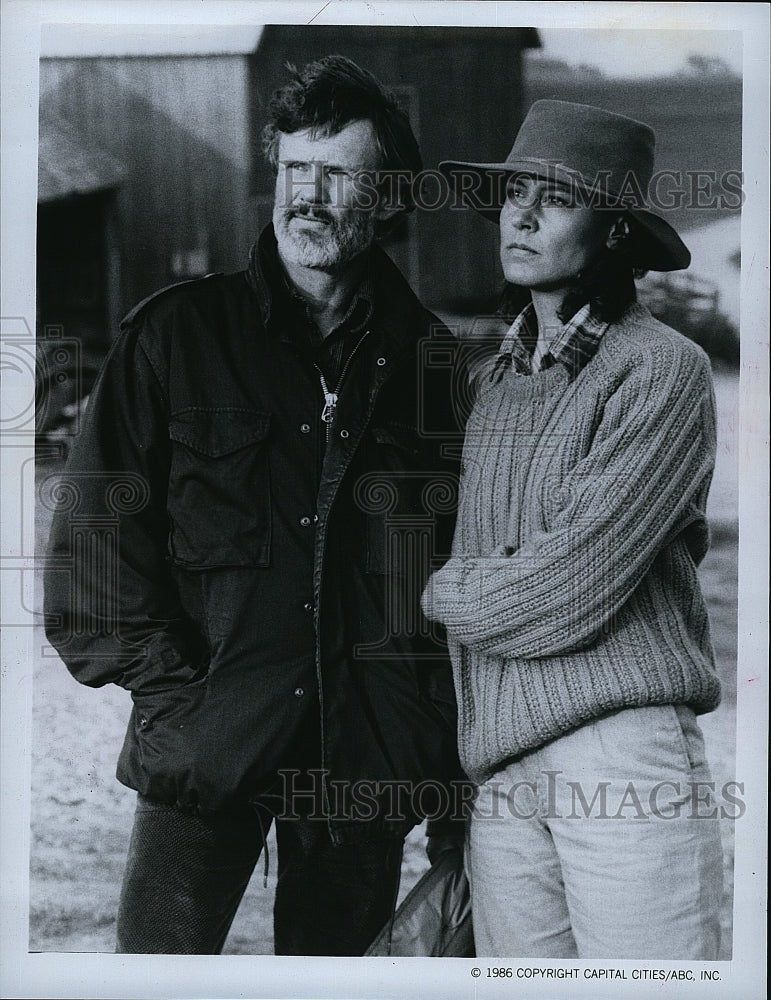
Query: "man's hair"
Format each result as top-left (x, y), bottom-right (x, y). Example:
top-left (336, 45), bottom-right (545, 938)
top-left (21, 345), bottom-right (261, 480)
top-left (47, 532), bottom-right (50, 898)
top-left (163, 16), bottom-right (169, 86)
top-left (262, 54), bottom-right (422, 213)
top-left (499, 212), bottom-right (648, 324)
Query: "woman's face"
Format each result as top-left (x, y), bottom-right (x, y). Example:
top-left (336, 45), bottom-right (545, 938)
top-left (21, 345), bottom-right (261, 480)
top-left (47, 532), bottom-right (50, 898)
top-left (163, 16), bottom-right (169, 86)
top-left (499, 174), bottom-right (612, 292)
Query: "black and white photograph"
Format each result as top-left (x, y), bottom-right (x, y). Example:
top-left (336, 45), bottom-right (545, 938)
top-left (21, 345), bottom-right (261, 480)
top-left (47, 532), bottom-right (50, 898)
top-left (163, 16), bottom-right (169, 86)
top-left (0, 2), bottom-right (767, 998)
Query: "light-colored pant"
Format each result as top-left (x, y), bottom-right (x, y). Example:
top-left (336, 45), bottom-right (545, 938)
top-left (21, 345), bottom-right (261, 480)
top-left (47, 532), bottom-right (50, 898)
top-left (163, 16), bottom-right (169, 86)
top-left (468, 704), bottom-right (724, 959)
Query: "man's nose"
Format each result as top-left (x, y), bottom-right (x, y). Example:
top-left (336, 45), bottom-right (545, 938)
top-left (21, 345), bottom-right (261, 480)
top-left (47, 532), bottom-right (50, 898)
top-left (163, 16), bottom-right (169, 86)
top-left (291, 163), bottom-right (327, 206)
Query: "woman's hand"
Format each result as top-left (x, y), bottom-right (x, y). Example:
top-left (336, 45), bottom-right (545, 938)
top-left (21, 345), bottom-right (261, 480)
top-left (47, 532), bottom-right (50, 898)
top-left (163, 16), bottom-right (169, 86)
top-left (422, 548), bottom-right (513, 623)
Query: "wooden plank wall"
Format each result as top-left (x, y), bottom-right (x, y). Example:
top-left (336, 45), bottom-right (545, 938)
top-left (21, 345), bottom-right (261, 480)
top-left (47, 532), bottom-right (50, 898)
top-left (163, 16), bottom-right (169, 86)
top-left (40, 55), bottom-right (260, 317)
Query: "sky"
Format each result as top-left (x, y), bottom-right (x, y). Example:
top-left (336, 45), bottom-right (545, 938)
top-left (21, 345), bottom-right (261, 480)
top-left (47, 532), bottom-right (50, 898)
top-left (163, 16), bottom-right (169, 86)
top-left (533, 28), bottom-right (742, 79)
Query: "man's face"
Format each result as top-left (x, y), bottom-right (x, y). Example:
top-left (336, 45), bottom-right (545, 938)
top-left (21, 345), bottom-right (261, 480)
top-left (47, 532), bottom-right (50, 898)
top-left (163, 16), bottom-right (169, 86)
top-left (272, 119), bottom-right (383, 272)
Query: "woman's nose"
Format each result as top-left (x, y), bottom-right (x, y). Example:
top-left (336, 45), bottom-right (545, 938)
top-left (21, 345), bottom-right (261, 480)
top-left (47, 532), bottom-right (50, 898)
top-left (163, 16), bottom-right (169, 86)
top-left (502, 199), bottom-right (536, 231)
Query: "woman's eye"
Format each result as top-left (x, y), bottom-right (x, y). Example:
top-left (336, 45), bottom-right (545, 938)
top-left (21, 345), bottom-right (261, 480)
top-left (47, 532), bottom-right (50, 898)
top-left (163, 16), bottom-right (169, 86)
top-left (542, 193), bottom-right (571, 207)
top-left (506, 183), bottom-right (573, 207)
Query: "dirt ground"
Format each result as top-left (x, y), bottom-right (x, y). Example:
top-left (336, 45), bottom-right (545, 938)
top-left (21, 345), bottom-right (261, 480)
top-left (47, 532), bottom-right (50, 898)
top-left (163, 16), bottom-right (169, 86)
top-left (27, 370), bottom-right (739, 957)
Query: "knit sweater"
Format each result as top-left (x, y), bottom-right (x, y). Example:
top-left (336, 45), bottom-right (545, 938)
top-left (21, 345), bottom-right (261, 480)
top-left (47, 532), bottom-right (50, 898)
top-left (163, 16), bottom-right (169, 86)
top-left (421, 303), bottom-right (722, 784)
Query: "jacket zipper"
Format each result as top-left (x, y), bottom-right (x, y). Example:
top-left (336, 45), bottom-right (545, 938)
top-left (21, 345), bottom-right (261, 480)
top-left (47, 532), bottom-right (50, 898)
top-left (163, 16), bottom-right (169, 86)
top-left (312, 325), bottom-right (373, 829)
top-left (314, 329), bottom-right (371, 441)
top-left (312, 331), bottom-right (407, 840)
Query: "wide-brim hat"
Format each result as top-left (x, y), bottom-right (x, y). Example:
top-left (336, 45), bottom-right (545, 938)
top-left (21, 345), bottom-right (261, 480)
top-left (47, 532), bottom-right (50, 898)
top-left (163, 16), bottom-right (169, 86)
top-left (440, 99), bottom-right (690, 272)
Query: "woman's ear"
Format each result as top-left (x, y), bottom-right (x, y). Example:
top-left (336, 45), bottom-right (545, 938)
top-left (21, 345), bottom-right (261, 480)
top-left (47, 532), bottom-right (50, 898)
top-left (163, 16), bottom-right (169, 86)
top-left (606, 215), bottom-right (631, 250)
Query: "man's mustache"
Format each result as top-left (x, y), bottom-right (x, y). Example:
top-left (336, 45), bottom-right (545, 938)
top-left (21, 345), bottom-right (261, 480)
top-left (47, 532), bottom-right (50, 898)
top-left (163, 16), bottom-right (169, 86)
top-left (282, 205), bottom-right (336, 225)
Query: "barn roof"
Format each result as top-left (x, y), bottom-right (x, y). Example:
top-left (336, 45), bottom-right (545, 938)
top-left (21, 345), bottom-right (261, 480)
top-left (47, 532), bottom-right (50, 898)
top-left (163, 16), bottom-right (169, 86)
top-left (38, 115), bottom-right (125, 202)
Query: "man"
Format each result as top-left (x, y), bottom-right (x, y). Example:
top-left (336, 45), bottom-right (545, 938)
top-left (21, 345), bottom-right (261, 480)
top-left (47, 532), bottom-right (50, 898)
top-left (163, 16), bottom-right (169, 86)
top-left (44, 55), bottom-right (465, 955)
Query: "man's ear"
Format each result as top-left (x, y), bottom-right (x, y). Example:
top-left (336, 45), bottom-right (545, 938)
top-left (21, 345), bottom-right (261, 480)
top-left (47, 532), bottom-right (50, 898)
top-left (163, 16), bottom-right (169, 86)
top-left (373, 199), bottom-right (403, 224)
top-left (367, 169), bottom-right (411, 222)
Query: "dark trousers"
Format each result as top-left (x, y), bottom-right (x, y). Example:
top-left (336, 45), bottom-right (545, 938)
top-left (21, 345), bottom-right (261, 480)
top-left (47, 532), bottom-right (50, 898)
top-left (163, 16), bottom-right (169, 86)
top-left (115, 794), bottom-right (404, 955)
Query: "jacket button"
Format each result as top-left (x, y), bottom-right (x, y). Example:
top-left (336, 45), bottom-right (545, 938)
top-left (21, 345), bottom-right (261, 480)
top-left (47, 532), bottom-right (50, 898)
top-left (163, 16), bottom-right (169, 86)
top-left (377, 357), bottom-right (386, 366)
top-left (294, 687), bottom-right (305, 698)
top-left (312, 513), bottom-right (319, 523)
top-left (300, 423), bottom-right (311, 434)
top-left (138, 715), bottom-right (148, 728)
top-left (303, 601), bottom-right (314, 613)
top-left (299, 516), bottom-right (311, 527)
top-left (339, 429), bottom-right (349, 439)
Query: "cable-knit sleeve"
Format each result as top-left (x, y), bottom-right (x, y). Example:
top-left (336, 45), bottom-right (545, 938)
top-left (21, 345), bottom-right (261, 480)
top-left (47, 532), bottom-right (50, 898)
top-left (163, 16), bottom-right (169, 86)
top-left (421, 338), bottom-right (717, 658)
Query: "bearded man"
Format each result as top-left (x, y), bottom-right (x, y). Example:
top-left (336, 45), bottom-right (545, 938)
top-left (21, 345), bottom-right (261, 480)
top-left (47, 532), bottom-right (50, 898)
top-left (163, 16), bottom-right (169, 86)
top-left (44, 55), bottom-right (465, 955)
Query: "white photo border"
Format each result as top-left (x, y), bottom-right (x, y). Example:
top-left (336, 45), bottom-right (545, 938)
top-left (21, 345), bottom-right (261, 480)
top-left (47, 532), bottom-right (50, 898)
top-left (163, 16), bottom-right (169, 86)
top-left (1, 2), bottom-right (768, 998)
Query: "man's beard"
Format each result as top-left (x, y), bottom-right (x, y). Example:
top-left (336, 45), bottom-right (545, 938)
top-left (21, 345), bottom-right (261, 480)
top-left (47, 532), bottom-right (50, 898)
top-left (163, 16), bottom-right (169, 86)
top-left (273, 204), bottom-right (376, 270)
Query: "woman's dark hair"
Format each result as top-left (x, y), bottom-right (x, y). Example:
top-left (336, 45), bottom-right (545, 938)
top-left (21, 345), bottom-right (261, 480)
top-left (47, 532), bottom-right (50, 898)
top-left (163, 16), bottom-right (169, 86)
top-left (498, 212), bottom-right (648, 324)
top-left (261, 54), bottom-right (422, 213)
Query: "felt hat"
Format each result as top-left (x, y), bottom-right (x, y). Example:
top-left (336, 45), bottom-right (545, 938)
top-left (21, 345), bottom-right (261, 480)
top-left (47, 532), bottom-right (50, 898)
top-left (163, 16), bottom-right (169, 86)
top-left (440, 99), bottom-right (690, 271)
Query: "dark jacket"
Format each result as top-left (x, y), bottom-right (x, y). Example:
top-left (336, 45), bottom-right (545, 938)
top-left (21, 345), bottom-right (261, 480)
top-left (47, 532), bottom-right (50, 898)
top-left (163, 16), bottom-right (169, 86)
top-left (44, 228), bottom-right (465, 842)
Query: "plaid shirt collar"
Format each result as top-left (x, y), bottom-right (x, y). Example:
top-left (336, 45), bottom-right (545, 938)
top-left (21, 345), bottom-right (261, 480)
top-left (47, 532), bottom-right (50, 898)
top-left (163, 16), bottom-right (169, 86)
top-left (493, 302), bottom-right (608, 381)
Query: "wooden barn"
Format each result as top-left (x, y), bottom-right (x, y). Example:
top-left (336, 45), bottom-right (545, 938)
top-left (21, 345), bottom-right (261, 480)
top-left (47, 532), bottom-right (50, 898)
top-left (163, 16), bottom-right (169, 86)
top-left (38, 24), bottom-right (540, 351)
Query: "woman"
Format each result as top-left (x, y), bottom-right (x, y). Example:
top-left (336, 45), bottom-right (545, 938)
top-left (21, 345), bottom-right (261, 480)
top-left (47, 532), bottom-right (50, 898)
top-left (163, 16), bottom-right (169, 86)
top-left (422, 101), bottom-right (724, 959)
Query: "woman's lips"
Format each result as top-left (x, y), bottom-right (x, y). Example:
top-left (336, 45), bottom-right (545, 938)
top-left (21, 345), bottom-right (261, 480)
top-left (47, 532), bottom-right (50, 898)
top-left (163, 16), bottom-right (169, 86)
top-left (503, 242), bottom-right (538, 255)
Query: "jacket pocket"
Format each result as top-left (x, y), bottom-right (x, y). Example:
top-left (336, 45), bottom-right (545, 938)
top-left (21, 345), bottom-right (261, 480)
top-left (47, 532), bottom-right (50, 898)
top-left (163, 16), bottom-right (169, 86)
top-left (167, 408), bottom-right (271, 567)
top-left (363, 424), bottom-right (427, 574)
top-left (370, 424), bottom-right (424, 455)
top-left (128, 674), bottom-right (211, 810)
top-left (419, 664), bottom-right (459, 733)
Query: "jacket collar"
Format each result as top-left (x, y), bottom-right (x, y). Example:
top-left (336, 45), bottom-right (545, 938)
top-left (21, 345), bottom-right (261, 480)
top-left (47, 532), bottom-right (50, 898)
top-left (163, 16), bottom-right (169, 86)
top-left (246, 225), bottom-right (371, 329)
top-left (245, 225), bottom-right (430, 358)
